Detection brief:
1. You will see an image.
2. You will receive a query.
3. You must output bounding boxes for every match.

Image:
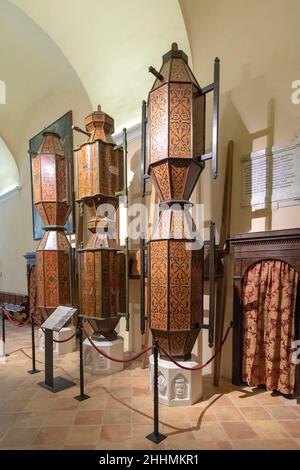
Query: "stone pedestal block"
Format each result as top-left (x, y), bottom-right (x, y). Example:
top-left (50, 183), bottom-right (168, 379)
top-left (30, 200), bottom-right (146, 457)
top-left (39, 326), bottom-right (76, 355)
top-left (83, 336), bottom-right (124, 375)
top-left (149, 354), bottom-right (202, 406)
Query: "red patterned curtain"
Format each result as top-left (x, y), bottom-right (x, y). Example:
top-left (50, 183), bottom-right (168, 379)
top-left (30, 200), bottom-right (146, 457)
top-left (242, 260), bottom-right (298, 395)
top-left (29, 266), bottom-right (41, 325)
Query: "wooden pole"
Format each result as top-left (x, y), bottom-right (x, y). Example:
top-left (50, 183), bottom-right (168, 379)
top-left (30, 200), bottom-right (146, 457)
top-left (141, 186), bottom-right (157, 369)
top-left (213, 140), bottom-right (234, 386)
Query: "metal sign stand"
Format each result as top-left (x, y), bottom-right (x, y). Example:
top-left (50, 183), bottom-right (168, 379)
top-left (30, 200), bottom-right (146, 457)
top-left (38, 328), bottom-right (76, 393)
top-left (38, 306), bottom-right (77, 393)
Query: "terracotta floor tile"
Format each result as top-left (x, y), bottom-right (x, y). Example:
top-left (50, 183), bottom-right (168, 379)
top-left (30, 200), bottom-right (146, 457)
top-left (0, 400), bottom-right (29, 412)
top-left (33, 426), bottom-right (69, 446)
top-left (0, 427), bottom-right (8, 441)
top-left (76, 396), bottom-right (107, 411)
top-left (100, 424), bottom-right (131, 442)
top-left (265, 406), bottom-right (299, 420)
top-left (221, 421), bottom-right (257, 439)
top-left (265, 439), bottom-right (300, 450)
top-left (160, 406), bottom-right (191, 422)
top-left (255, 393), bottom-right (285, 405)
top-left (196, 440), bottom-right (232, 450)
top-left (53, 398), bottom-right (79, 411)
top-left (278, 420), bottom-right (300, 437)
top-left (193, 422), bottom-right (229, 441)
top-left (103, 409), bottom-right (131, 424)
top-left (0, 412), bottom-right (23, 427)
top-left (73, 410), bottom-right (103, 426)
top-left (43, 411), bottom-right (76, 427)
top-left (25, 399), bottom-right (55, 412)
top-left (214, 405), bottom-right (245, 421)
top-left (250, 420), bottom-right (289, 439)
top-left (239, 406), bottom-right (272, 421)
top-left (231, 439), bottom-right (269, 450)
top-left (289, 406), bottom-right (300, 416)
top-left (132, 410), bottom-right (153, 424)
top-left (17, 414), bottom-right (45, 428)
top-left (66, 425), bottom-right (100, 445)
top-left (1, 427), bottom-right (39, 447)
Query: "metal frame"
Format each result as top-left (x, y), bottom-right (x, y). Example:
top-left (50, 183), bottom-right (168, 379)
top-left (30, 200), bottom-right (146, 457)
top-left (200, 58), bottom-right (220, 179)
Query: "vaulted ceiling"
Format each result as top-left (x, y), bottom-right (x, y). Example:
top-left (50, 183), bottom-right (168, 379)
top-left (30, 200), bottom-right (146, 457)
top-left (0, 0), bottom-right (190, 196)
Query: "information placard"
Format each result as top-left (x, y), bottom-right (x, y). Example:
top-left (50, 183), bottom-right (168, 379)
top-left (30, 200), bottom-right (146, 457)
top-left (41, 306), bottom-right (77, 332)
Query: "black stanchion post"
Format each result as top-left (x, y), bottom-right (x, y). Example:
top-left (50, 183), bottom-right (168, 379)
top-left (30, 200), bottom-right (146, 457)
top-left (28, 316), bottom-right (40, 374)
top-left (0, 310), bottom-right (9, 358)
top-left (74, 318), bottom-right (90, 401)
top-left (146, 340), bottom-right (166, 444)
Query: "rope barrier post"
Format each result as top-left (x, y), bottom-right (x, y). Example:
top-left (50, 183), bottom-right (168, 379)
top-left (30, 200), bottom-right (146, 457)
top-left (0, 309), bottom-right (9, 358)
top-left (146, 340), bottom-right (166, 444)
top-left (27, 316), bottom-right (40, 374)
top-left (74, 318), bottom-right (90, 401)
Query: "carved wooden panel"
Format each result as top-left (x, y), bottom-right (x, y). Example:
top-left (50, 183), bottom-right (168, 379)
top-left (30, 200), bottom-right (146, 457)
top-left (149, 85), bottom-right (168, 164)
top-left (169, 83), bottom-right (192, 158)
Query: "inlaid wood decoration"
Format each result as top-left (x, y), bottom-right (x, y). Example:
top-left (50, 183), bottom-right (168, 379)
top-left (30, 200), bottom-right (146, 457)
top-left (75, 107), bottom-right (125, 341)
top-left (32, 132), bottom-right (72, 320)
top-left (146, 43), bottom-right (212, 360)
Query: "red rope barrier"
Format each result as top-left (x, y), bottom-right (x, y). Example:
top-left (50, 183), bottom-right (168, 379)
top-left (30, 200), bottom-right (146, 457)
top-left (82, 326), bottom-right (153, 364)
top-left (159, 323), bottom-right (233, 371)
top-left (4, 310), bottom-right (31, 328)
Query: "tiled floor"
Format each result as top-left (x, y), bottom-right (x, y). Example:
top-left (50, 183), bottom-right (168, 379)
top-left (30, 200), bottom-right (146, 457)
top-left (0, 322), bottom-right (300, 450)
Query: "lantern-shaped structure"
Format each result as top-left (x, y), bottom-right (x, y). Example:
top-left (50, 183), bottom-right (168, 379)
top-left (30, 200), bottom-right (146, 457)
top-left (75, 107), bottom-right (125, 341)
top-left (145, 43), bottom-right (219, 359)
top-left (32, 132), bottom-right (72, 320)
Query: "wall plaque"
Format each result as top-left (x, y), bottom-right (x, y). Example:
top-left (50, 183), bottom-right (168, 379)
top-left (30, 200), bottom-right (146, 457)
top-left (241, 131), bottom-right (300, 209)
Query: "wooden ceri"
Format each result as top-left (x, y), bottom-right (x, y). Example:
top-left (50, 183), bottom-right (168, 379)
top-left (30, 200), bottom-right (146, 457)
top-left (142, 43), bottom-right (220, 359)
top-left (32, 132), bottom-right (72, 320)
top-left (74, 107), bottom-right (126, 341)
top-left (229, 228), bottom-right (300, 403)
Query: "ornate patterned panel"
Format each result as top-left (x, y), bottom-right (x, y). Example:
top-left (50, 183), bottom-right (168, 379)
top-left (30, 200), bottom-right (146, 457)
top-left (44, 251), bottom-right (59, 308)
top-left (170, 58), bottom-right (189, 81)
top-left (58, 251), bottom-right (70, 305)
top-left (42, 202), bottom-right (56, 225)
top-left (169, 241), bottom-right (191, 330)
top-left (78, 145), bottom-right (92, 199)
top-left (184, 329), bottom-right (200, 356)
top-left (151, 162), bottom-right (171, 201)
top-left (41, 155), bottom-right (56, 201)
top-left (169, 83), bottom-right (192, 158)
top-left (149, 241), bottom-right (168, 330)
top-left (36, 252), bottom-right (45, 307)
top-left (169, 331), bottom-right (188, 357)
top-left (56, 156), bottom-right (67, 202)
top-left (32, 157), bottom-right (41, 203)
top-left (169, 160), bottom-right (189, 199)
top-left (149, 85), bottom-right (168, 163)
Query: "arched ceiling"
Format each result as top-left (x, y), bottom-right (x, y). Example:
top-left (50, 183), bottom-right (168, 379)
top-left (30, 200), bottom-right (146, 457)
top-left (10, 0), bottom-right (191, 132)
top-left (0, 0), bottom-right (89, 196)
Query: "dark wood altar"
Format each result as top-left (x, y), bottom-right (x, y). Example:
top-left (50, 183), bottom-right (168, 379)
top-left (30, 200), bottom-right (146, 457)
top-left (230, 228), bottom-right (300, 403)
